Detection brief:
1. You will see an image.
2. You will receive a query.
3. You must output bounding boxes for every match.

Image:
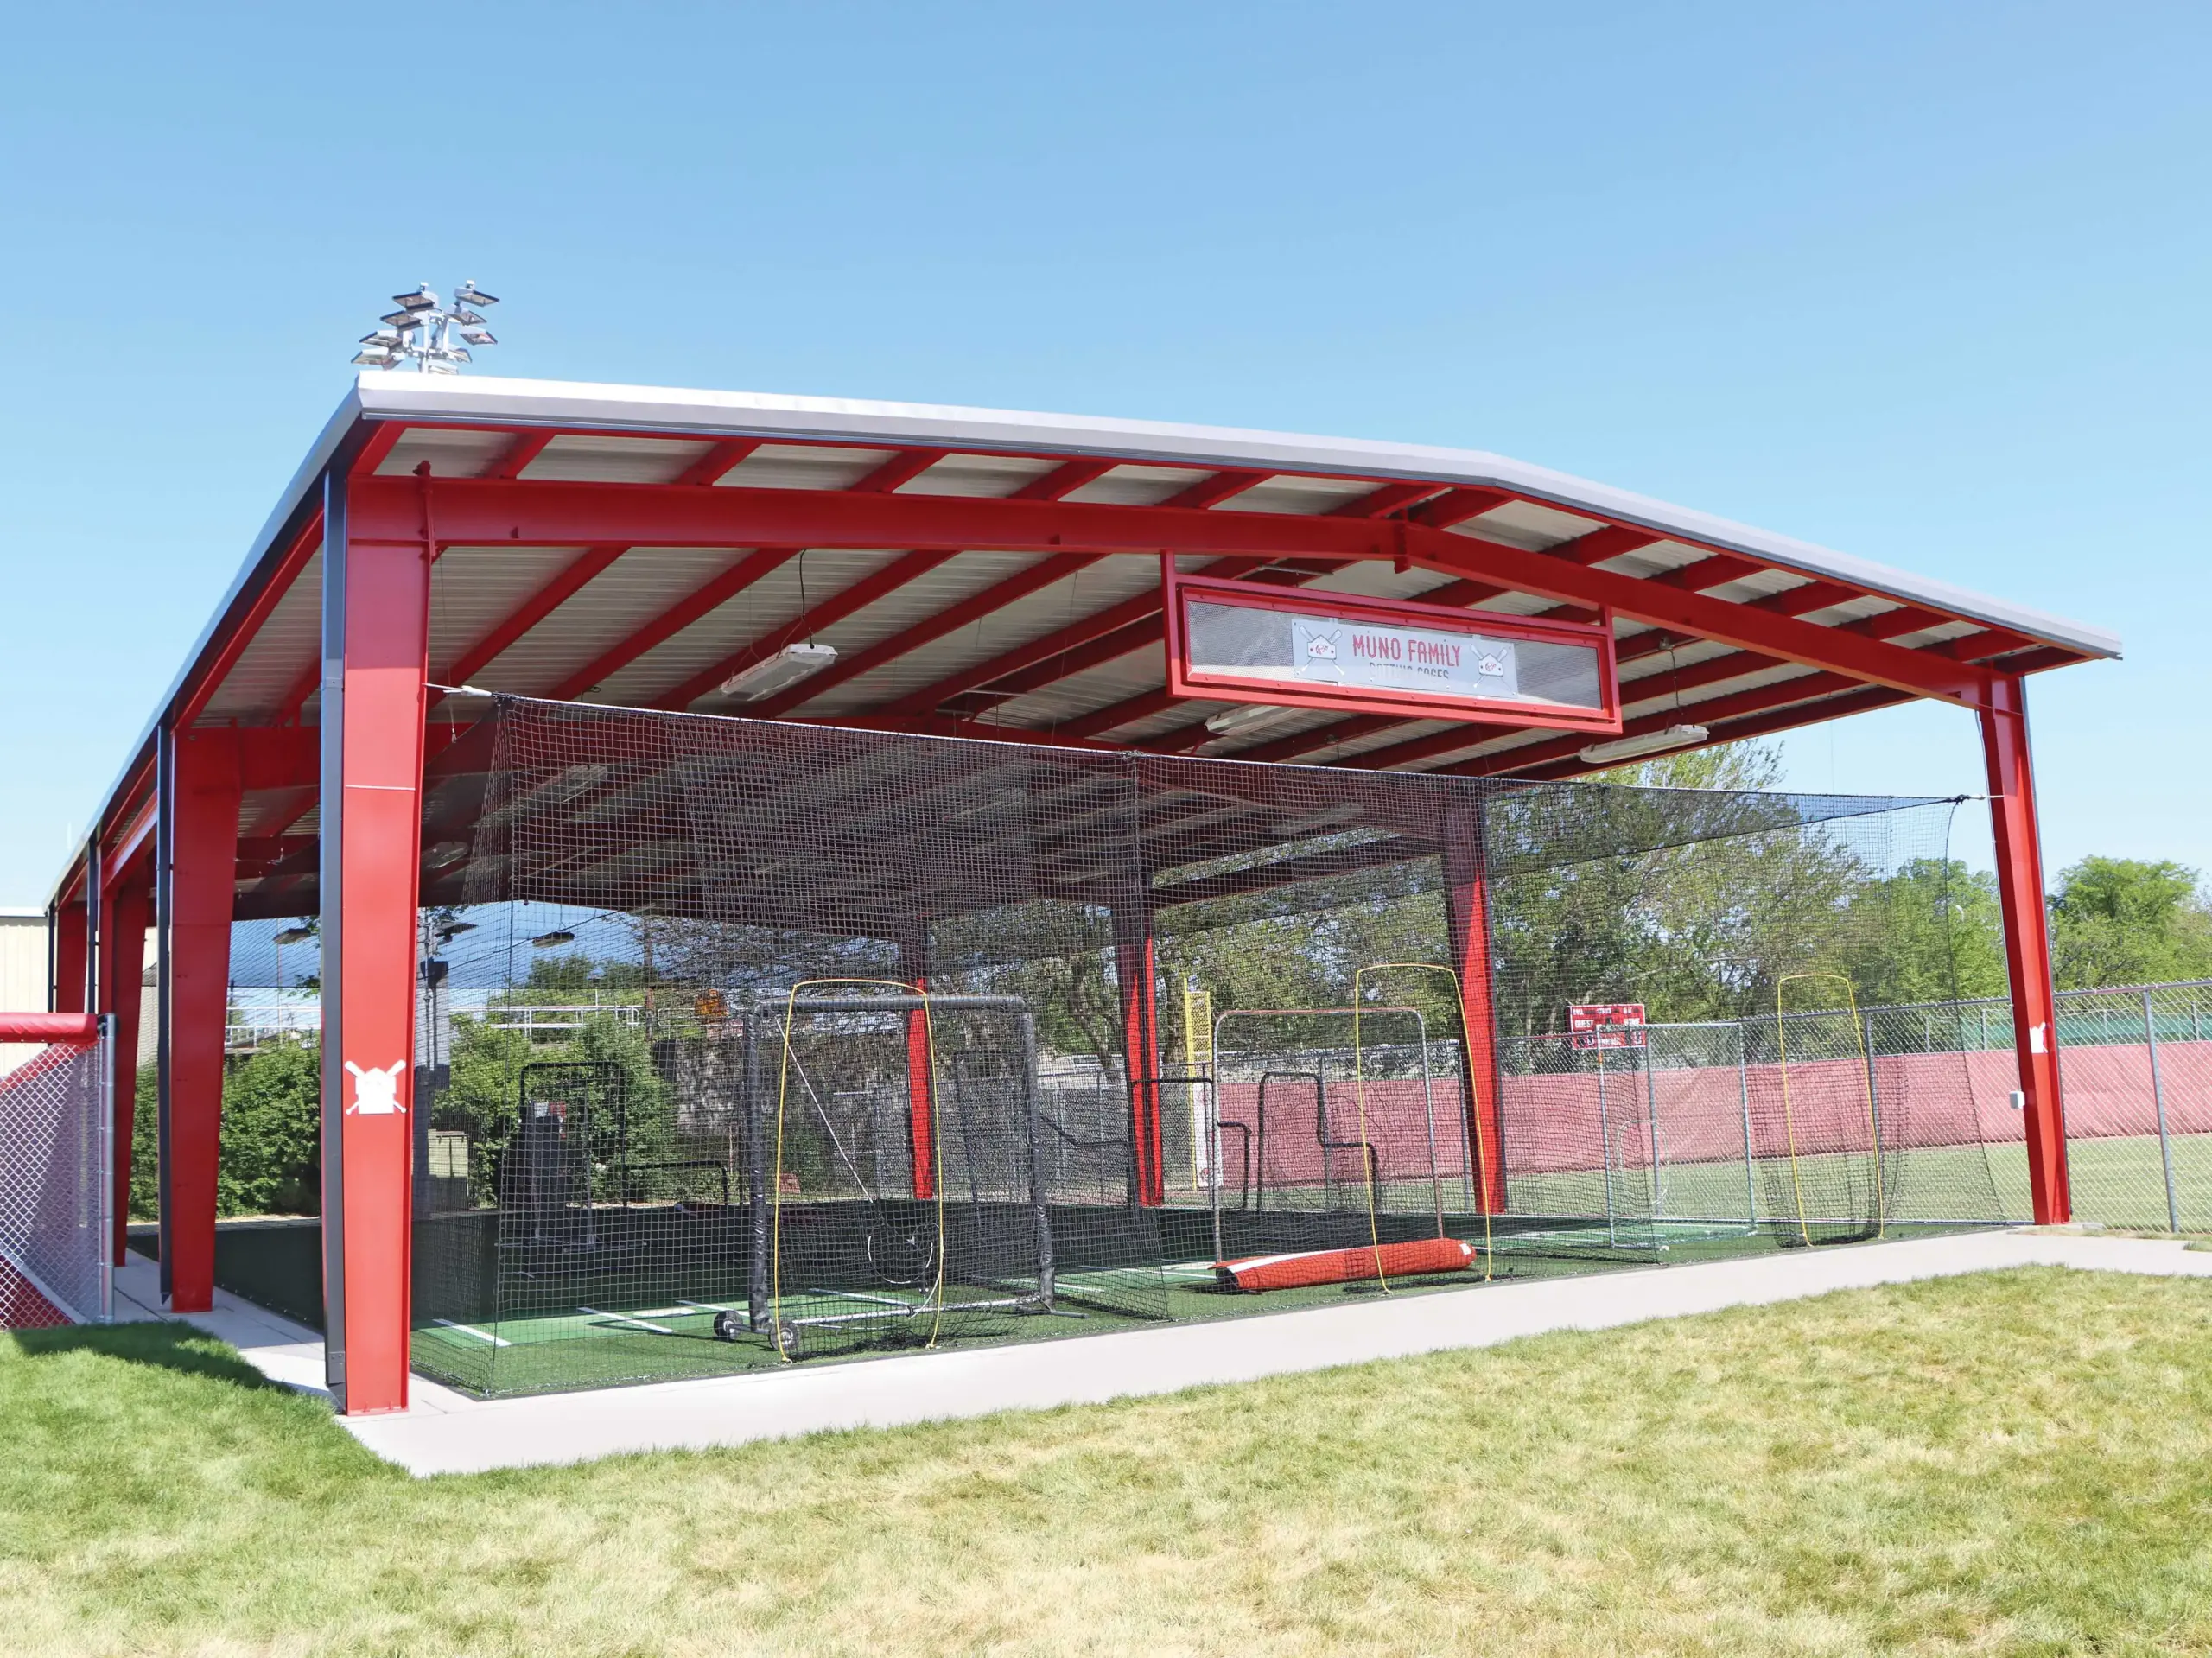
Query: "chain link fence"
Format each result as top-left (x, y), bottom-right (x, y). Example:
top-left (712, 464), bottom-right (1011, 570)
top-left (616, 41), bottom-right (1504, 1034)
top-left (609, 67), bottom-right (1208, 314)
top-left (1879, 979), bottom-right (2212, 1232)
top-left (0, 1016), bottom-right (112, 1323)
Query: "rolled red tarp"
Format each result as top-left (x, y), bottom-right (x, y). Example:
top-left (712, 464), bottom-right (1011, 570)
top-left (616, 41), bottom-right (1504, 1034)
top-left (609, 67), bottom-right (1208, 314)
top-left (0, 1013), bottom-right (98, 1045)
top-left (1214, 1234), bottom-right (1475, 1293)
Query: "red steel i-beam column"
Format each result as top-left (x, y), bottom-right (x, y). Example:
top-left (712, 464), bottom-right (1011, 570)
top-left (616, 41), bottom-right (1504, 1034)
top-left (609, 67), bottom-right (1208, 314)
top-left (158, 727), bottom-right (241, 1311)
top-left (52, 897), bottom-right (88, 1014)
top-left (898, 930), bottom-right (936, 1200)
top-left (1980, 677), bottom-right (2070, 1223)
top-left (1113, 900), bottom-right (1164, 1206)
top-left (1440, 804), bottom-right (1508, 1214)
top-left (99, 873), bottom-right (150, 1264)
top-left (320, 469), bottom-right (432, 1415)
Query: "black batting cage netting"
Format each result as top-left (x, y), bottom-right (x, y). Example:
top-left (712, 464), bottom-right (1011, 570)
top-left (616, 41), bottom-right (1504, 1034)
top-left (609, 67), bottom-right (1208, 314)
top-left (295, 693), bottom-right (2008, 1397)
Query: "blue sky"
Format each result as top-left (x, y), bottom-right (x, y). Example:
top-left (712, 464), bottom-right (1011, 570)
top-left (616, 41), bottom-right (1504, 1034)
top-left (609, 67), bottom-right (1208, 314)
top-left (1, 2), bottom-right (2203, 901)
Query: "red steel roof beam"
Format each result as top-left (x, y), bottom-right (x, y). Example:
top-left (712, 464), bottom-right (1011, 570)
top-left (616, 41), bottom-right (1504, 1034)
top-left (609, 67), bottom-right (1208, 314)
top-left (546, 549), bottom-right (800, 702)
top-left (1331, 481), bottom-right (1452, 518)
top-left (368, 480), bottom-right (1998, 705)
top-left (746, 552), bottom-right (1103, 718)
top-left (485, 431), bottom-right (555, 480)
top-left (850, 448), bottom-right (953, 494)
top-left (1161, 470), bottom-right (1269, 510)
top-left (674, 438), bottom-right (765, 486)
top-left (447, 546), bottom-right (630, 687)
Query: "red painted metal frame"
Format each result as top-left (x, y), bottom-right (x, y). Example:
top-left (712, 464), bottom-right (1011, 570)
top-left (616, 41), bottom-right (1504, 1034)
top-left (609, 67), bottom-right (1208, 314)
top-left (546, 549), bottom-right (798, 703)
top-left (1162, 568), bottom-right (1624, 734)
top-left (321, 472), bottom-right (433, 1414)
top-left (349, 478), bottom-right (2002, 707)
top-left (1113, 901), bottom-right (1164, 1208)
top-left (1980, 677), bottom-right (2069, 1223)
top-left (51, 899), bottom-right (87, 1015)
top-left (1440, 810), bottom-right (1507, 1214)
top-left (655, 548), bottom-right (960, 710)
top-left (898, 932), bottom-right (936, 1202)
top-left (747, 552), bottom-right (1103, 718)
top-left (448, 545), bottom-right (628, 685)
top-left (98, 867), bottom-right (149, 1265)
top-left (162, 727), bottom-right (241, 1313)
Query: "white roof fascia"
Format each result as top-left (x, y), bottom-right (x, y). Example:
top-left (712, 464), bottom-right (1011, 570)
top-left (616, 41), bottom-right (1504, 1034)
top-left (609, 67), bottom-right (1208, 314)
top-left (356, 372), bottom-right (2121, 662)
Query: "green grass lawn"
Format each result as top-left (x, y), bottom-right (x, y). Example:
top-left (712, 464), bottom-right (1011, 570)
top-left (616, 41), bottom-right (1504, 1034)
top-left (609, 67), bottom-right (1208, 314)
top-left (10, 1267), bottom-right (2212, 1655)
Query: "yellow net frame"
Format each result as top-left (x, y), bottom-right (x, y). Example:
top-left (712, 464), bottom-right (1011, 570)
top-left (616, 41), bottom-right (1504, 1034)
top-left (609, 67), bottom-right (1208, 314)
top-left (770, 978), bottom-right (947, 1360)
top-left (1773, 971), bottom-right (1886, 1247)
top-left (1182, 978), bottom-right (1214, 1191)
top-left (1351, 962), bottom-right (1495, 1289)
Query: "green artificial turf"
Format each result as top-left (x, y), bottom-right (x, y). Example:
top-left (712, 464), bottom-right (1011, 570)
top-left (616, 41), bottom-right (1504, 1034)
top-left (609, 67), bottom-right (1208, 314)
top-left (8, 1267), bottom-right (2212, 1655)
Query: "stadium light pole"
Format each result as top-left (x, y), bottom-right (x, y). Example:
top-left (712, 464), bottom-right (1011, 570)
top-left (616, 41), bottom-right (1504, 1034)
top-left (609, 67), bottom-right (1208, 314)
top-left (353, 282), bottom-right (501, 373)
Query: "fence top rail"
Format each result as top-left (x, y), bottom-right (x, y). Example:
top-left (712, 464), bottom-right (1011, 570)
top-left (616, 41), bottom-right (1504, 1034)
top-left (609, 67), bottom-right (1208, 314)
top-left (0, 1013), bottom-right (97, 1045)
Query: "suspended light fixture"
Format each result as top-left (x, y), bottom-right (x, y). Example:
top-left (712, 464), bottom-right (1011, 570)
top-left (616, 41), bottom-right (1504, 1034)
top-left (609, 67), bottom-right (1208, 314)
top-left (719, 641), bottom-right (838, 701)
top-left (1577, 723), bottom-right (1710, 766)
top-left (1202, 702), bottom-right (1305, 738)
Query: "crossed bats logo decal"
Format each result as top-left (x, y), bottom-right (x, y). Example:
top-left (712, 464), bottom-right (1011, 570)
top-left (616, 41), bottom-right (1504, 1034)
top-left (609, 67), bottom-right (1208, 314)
top-left (344, 1060), bottom-right (408, 1115)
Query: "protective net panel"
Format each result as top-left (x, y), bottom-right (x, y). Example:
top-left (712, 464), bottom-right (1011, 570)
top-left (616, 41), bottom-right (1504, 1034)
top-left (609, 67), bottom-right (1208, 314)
top-left (390, 695), bottom-right (2007, 1395)
top-left (0, 1034), bottom-right (107, 1324)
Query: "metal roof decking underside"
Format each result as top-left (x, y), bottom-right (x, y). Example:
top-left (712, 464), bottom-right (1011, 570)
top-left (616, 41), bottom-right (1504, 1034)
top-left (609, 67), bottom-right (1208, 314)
top-left (60, 373), bottom-right (2118, 909)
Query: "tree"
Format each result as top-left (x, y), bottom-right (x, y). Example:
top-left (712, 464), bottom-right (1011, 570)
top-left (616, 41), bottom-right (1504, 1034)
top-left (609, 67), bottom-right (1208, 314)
top-left (1838, 859), bottom-right (2008, 1006)
top-left (2049, 857), bottom-right (2212, 989)
top-left (216, 1039), bottom-right (322, 1216)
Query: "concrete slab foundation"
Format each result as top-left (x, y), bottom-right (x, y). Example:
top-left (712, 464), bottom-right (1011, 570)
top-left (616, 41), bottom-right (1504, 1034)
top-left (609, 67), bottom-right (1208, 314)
top-left (100, 1233), bottom-right (2212, 1477)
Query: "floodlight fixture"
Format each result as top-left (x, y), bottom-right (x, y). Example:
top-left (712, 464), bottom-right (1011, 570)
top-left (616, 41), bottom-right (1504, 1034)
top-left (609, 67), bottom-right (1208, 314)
top-left (272, 925), bottom-right (315, 946)
top-left (531, 930), bottom-right (577, 948)
top-left (355, 279), bottom-right (505, 373)
top-left (1576, 723), bottom-right (1710, 766)
top-left (719, 641), bottom-right (839, 701)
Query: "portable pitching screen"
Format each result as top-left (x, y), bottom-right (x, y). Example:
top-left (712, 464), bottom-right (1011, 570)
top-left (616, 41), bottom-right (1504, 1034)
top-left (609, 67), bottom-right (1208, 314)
top-left (397, 691), bottom-right (2004, 1395)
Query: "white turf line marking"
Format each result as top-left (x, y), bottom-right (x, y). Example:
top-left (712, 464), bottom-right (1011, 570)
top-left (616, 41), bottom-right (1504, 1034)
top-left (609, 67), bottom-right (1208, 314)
top-left (575, 1305), bottom-right (675, 1335)
top-left (431, 1318), bottom-right (512, 1347)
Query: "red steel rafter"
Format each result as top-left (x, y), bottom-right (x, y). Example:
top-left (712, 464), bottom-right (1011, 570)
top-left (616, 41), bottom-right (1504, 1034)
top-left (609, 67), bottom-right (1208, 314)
top-left (486, 431), bottom-right (555, 480)
top-left (352, 478), bottom-right (2018, 705)
top-left (675, 439), bottom-right (764, 487)
top-left (448, 546), bottom-right (629, 685)
top-left (851, 448), bottom-right (951, 493)
top-left (655, 548), bottom-right (961, 710)
top-left (546, 549), bottom-right (799, 702)
top-left (1163, 470), bottom-right (1268, 510)
top-left (747, 552), bottom-right (1103, 717)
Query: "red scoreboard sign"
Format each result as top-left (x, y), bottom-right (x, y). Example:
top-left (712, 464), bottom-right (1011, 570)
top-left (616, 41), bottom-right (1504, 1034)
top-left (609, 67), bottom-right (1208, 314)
top-left (1568, 1002), bottom-right (1647, 1051)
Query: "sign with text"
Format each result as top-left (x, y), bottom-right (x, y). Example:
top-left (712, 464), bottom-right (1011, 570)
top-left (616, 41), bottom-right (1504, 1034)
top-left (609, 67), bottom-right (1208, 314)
top-left (1164, 570), bottom-right (1621, 731)
top-left (1568, 1003), bottom-right (1648, 1051)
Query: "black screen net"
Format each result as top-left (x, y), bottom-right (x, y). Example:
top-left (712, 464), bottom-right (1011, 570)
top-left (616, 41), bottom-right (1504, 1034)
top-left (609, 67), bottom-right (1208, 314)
top-left (391, 694), bottom-right (1999, 1396)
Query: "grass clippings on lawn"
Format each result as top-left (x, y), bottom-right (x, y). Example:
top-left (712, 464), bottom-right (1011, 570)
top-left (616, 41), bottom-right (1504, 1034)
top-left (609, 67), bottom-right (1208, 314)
top-left (4, 1266), bottom-right (2212, 1655)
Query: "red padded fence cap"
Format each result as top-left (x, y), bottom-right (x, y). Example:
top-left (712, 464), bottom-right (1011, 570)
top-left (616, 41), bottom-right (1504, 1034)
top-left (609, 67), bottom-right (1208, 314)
top-left (0, 1013), bottom-right (97, 1045)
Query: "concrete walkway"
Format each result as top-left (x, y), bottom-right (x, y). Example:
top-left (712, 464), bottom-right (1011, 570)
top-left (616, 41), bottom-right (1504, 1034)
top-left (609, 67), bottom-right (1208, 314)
top-left (239, 1229), bottom-right (2201, 1477)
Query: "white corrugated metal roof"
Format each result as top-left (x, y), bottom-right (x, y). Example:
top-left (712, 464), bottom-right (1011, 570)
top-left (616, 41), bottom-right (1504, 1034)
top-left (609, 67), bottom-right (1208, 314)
top-left (350, 372), bottom-right (2120, 661)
